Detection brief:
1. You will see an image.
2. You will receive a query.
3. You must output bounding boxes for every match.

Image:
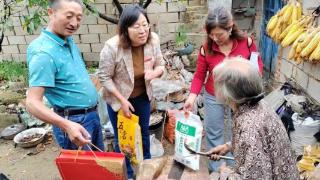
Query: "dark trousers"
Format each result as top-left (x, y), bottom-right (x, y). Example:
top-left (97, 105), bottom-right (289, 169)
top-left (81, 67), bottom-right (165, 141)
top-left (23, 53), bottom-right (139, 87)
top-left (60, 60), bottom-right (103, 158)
top-left (107, 93), bottom-right (151, 179)
top-left (53, 111), bottom-right (105, 151)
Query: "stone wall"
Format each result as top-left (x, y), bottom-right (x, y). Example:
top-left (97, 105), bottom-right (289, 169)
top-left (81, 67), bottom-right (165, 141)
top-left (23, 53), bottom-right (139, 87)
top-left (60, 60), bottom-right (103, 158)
top-left (278, 0), bottom-right (320, 103)
top-left (208, 0), bottom-right (232, 11)
top-left (0, 0), bottom-right (200, 63)
top-left (232, 0), bottom-right (263, 45)
top-left (204, 0), bottom-right (263, 47)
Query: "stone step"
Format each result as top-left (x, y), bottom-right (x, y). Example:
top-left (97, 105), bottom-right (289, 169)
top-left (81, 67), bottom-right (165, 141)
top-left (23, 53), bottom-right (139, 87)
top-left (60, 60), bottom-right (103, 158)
top-left (185, 11), bottom-right (207, 22)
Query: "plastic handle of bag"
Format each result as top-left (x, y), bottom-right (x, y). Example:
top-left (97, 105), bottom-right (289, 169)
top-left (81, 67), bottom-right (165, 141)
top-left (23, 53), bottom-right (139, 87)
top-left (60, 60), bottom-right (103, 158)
top-left (74, 142), bottom-right (104, 162)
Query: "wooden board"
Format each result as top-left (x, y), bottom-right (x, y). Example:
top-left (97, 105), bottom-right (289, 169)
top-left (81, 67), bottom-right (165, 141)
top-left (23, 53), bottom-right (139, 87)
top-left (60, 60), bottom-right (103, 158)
top-left (156, 156), bottom-right (209, 180)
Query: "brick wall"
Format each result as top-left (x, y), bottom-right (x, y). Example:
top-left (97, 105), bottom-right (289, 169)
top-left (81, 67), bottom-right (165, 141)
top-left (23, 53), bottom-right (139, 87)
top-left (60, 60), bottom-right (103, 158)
top-left (197, 0), bottom-right (263, 49)
top-left (278, 0), bottom-right (320, 103)
top-left (0, 0), bottom-right (194, 63)
top-left (232, 0), bottom-right (263, 45)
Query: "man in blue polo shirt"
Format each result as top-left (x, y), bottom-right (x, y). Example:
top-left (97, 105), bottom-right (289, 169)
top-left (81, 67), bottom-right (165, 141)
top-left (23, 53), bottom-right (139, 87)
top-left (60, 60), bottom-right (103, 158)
top-left (26, 0), bottom-right (104, 151)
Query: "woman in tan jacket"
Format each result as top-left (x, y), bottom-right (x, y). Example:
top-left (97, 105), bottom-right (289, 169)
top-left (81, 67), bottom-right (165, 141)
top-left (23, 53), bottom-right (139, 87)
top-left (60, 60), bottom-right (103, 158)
top-left (98, 4), bottom-right (164, 179)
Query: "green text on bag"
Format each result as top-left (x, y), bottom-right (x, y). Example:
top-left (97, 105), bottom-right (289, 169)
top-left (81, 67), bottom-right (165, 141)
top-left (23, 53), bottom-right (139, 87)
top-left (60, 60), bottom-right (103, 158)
top-left (177, 121), bottom-right (196, 136)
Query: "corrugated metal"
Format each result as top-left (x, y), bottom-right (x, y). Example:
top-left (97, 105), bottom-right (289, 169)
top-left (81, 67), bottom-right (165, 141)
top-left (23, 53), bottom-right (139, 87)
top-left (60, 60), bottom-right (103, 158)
top-left (259, 0), bottom-right (283, 76)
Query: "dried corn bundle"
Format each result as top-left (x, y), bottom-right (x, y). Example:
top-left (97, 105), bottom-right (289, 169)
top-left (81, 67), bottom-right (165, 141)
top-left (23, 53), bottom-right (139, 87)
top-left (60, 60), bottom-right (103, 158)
top-left (297, 145), bottom-right (320, 179)
top-left (266, 0), bottom-right (303, 43)
top-left (267, 0), bottom-right (320, 64)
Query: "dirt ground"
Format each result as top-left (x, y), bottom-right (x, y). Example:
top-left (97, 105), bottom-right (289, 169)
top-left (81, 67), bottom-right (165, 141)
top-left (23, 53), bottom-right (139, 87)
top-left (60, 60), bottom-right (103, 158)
top-left (0, 137), bottom-right (61, 180)
top-left (0, 133), bottom-right (175, 180)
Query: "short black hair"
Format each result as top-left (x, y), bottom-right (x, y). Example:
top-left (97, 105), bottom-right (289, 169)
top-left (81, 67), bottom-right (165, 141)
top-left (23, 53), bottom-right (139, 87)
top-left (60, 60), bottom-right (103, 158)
top-left (49, 0), bottom-right (84, 9)
top-left (118, 4), bottom-right (151, 48)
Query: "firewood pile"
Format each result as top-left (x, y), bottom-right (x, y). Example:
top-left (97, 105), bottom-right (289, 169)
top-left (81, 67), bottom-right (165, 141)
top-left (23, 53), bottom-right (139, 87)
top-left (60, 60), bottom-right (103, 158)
top-left (150, 49), bottom-right (204, 119)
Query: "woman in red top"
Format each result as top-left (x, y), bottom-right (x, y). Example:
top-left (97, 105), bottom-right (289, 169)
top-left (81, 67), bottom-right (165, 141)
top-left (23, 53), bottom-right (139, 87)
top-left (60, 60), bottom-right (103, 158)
top-left (183, 6), bottom-right (263, 172)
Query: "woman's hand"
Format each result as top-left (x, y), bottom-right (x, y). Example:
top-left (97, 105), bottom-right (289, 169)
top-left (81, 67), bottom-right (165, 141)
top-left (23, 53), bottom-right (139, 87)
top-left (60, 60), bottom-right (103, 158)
top-left (207, 144), bottom-right (230, 161)
top-left (183, 93), bottom-right (197, 111)
top-left (120, 99), bottom-right (135, 118)
top-left (145, 65), bottom-right (164, 81)
top-left (144, 70), bottom-right (157, 81)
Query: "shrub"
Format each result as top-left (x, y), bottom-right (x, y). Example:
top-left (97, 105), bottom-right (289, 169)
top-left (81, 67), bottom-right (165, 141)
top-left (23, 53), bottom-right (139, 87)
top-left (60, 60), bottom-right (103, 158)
top-left (0, 61), bottom-right (28, 83)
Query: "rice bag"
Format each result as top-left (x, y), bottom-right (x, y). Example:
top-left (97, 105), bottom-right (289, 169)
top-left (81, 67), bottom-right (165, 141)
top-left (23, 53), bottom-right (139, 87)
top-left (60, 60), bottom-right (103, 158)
top-left (174, 111), bottom-right (203, 170)
top-left (117, 110), bottom-right (143, 165)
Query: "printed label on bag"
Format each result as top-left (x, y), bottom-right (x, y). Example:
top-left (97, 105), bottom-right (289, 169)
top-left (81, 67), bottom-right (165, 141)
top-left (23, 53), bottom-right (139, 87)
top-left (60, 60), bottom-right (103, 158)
top-left (177, 121), bottom-right (196, 136)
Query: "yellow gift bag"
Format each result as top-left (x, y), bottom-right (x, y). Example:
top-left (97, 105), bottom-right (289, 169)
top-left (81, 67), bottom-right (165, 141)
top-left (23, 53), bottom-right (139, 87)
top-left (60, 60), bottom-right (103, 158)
top-left (117, 110), bottom-right (143, 165)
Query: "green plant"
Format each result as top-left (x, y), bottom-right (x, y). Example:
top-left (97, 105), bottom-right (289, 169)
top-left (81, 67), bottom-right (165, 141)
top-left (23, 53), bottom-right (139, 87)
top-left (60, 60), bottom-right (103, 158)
top-left (175, 24), bottom-right (188, 47)
top-left (87, 66), bottom-right (97, 74)
top-left (0, 61), bottom-right (28, 82)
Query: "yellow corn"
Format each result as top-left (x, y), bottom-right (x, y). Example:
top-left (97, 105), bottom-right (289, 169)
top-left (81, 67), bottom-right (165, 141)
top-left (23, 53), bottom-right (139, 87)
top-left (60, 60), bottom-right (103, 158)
top-left (301, 32), bottom-right (320, 58)
top-left (289, 32), bottom-right (306, 60)
top-left (296, 58), bottom-right (303, 64)
top-left (270, 17), bottom-right (282, 40)
top-left (296, 2), bottom-right (302, 20)
top-left (291, 4), bottom-right (298, 22)
top-left (309, 43), bottom-right (320, 61)
top-left (279, 21), bottom-right (299, 41)
top-left (278, 4), bottom-right (289, 17)
top-left (285, 17), bottom-right (310, 39)
top-left (288, 46), bottom-right (296, 60)
top-left (281, 28), bottom-right (305, 47)
top-left (293, 32), bottom-right (306, 49)
top-left (299, 28), bottom-right (319, 50)
top-left (283, 4), bottom-right (293, 23)
top-left (266, 15), bottom-right (278, 33)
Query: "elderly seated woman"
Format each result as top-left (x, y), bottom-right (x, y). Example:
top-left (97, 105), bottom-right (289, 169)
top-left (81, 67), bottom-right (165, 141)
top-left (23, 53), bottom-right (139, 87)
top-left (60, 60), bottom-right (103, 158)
top-left (208, 57), bottom-right (298, 180)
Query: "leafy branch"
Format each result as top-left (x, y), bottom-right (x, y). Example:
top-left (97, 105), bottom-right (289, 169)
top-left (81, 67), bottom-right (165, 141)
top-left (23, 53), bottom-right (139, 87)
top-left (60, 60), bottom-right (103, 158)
top-left (0, 0), bottom-right (155, 52)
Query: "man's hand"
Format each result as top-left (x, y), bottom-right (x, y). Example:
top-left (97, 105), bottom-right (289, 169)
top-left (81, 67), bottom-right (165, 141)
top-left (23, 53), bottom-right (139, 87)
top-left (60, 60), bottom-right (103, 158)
top-left (208, 144), bottom-right (230, 161)
top-left (120, 99), bottom-right (135, 118)
top-left (64, 121), bottom-right (91, 147)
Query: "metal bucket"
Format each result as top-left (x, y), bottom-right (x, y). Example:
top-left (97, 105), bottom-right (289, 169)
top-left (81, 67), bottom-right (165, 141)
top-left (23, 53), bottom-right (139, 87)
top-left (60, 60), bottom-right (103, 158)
top-left (149, 112), bottom-right (165, 141)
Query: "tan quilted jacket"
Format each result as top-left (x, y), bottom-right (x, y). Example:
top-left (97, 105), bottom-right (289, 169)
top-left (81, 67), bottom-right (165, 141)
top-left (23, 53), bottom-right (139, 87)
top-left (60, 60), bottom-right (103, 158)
top-left (98, 32), bottom-right (165, 111)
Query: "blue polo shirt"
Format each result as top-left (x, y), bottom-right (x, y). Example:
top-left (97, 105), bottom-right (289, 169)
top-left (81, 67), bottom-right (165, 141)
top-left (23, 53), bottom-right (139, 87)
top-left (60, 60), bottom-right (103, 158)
top-left (27, 29), bottom-right (98, 109)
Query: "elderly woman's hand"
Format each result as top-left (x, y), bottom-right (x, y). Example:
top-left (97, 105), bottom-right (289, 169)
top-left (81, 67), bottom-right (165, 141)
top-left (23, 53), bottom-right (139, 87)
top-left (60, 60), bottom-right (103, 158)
top-left (207, 143), bottom-right (230, 161)
top-left (219, 162), bottom-right (234, 179)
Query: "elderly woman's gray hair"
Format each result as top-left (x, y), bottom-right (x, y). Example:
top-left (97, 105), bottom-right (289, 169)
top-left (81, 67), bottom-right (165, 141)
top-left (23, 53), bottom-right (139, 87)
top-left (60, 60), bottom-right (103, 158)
top-left (213, 57), bottom-right (263, 106)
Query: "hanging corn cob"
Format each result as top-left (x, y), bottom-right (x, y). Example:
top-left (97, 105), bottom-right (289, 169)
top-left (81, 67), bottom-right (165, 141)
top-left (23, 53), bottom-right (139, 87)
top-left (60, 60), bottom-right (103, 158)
top-left (288, 28), bottom-right (319, 64)
top-left (280, 16), bottom-right (312, 47)
top-left (266, 0), bottom-right (320, 63)
top-left (266, 0), bottom-right (303, 43)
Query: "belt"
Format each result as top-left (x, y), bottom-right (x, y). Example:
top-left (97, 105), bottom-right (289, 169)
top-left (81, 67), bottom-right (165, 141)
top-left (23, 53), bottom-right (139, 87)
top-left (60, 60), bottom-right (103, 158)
top-left (54, 105), bottom-right (97, 116)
